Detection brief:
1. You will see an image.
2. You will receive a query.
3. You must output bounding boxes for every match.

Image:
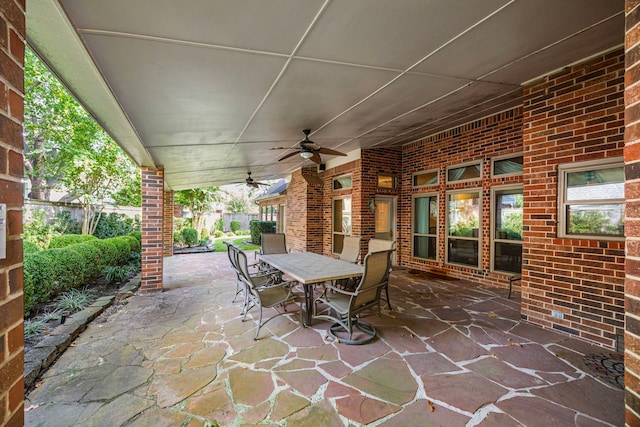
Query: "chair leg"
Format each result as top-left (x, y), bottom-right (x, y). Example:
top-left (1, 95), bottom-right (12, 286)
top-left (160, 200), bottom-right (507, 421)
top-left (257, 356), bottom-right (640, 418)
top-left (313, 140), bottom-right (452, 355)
top-left (254, 308), bottom-right (264, 341)
top-left (384, 286), bottom-right (392, 310)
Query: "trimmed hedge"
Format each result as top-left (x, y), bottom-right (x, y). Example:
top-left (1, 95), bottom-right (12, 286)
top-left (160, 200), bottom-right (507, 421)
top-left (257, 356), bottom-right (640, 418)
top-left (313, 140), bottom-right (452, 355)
top-left (49, 234), bottom-right (97, 248)
top-left (249, 220), bottom-right (276, 245)
top-left (129, 231), bottom-right (142, 242)
top-left (23, 235), bottom-right (142, 315)
top-left (23, 240), bottom-right (39, 254)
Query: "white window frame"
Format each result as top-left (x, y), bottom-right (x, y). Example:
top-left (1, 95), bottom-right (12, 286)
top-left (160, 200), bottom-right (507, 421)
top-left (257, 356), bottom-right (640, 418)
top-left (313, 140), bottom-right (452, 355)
top-left (412, 168), bottom-right (439, 188)
top-left (333, 174), bottom-right (352, 190)
top-left (445, 188), bottom-right (482, 269)
top-left (557, 157), bottom-right (625, 240)
top-left (490, 184), bottom-right (523, 275)
top-left (446, 160), bottom-right (482, 184)
top-left (332, 195), bottom-right (352, 254)
top-left (412, 193), bottom-right (438, 261)
top-left (491, 153), bottom-right (524, 178)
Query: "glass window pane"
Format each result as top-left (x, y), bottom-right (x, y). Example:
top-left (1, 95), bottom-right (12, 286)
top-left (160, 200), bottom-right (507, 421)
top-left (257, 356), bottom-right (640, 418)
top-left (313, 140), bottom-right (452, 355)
top-left (447, 164), bottom-right (480, 182)
top-left (414, 170), bottom-right (438, 187)
top-left (495, 189), bottom-right (523, 241)
top-left (566, 167), bottom-right (624, 201)
top-left (448, 192), bottom-right (480, 237)
top-left (494, 242), bottom-right (522, 273)
top-left (378, 175), bottom-right (395, 189)
top-left (493, 156), bottom-right (523, 176)
top-left (447, 239), bottom-right (478, 266)
top-left (567, 204), bottom-right (625, 236)
top-left (413, 236), bottom-right (436, 259)
top-left (333, 176), bottom-right (352, 190)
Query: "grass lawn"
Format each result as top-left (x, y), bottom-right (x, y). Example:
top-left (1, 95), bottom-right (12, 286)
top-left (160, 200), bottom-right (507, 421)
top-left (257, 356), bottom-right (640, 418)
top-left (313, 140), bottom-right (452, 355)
top-left (213, 237), bottom-right (260, 252)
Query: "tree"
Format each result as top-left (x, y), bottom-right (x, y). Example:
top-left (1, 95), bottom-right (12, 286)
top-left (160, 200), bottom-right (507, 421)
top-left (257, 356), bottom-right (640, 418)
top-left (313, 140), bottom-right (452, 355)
top-left (227, 197), bottom-right (249, 213)
top-left (174, 188), bottom-right (222, 232)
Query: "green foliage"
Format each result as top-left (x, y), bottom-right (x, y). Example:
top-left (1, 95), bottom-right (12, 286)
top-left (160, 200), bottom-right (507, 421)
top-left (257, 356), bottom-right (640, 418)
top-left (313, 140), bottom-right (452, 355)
top-left (55, 288), bottom-right (95, 314)
top-left (23, 240), bottom-right (39, 254)
top-left (22, 209), bottom-right (59, 250)
top-left (24, 319), bottom-right (48, 341)
top-left (92, 212), bottom-right (137, 239)
top-left (68, 243), bottom-right (102, 282)
top-left (249, 220), bottom-right (276, 244)
top-left (49, 234), bottom-right (97, 248)
top-left (23, 253), bottom-right (54, 315)
top-left (213, 238), bottom-right (261, 252)
top-left (501, 212), bottom-right (523, 240)
top-left (214, 218), bottom-right (223, 232)
top-left (52, 210), bottom-right (82, 235)
top-left (569, 210), bottom-right (621, 235)
top-left (230, 220), bottom-right (242, 233)
top-left (87, 239), bottom-right (119, 267)
top-left (103, 265), bottom-right (137, 285)
top-left (39, 248), bottom-right (86, 294)
top-left (227, 197), bottom-right (249, 214)
top-left (200, 228), bottom-right (210, 240)
top-left (214, 230), bottom-right (224, 238)
top-left (129, 231), bottom-right (142, 242)
top-left (174, 187), bottom-right (222, 231)
top-left (181, 228), bottom-right (198, 247)
top-left (108, 236), bottom-right (134, 265)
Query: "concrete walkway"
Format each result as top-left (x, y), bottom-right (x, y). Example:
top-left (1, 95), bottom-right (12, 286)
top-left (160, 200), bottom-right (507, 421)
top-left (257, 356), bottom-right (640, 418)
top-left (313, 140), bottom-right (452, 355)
top-left (25, 252), bottom-right (624, 426)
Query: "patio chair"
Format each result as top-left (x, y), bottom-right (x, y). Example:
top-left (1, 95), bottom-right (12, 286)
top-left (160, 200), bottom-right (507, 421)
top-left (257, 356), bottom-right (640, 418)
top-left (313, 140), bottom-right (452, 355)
top-left (224, 241), bottom-right (244, 303)
top-left (260, 233), bottom-right (288, 255)
top-left (367, 239), bottom-right (396, 310)
top-left (335, 235), bottom-right (361, 289)
top-left (226, 242), bottom-right (274, 313)
top-left (237, 249), bottom-right (302, 340)
top-left (313, 249), bottom-right (393, 345)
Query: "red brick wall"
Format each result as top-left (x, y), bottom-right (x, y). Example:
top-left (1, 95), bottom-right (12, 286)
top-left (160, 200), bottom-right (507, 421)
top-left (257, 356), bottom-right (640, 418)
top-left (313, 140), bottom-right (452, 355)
top-left (522, 49), bottom-right (625, 348)
top-left (0, 1), bottom-right (24, 424)
top-left (163, 191), bottom-right (173, 257)
top-left (285, 167), bottom-right (322, 253)
top-left (625, 0), bottom-right (640, 422)
top-left (401, 110), bottom-right (523, 286)
top-left (141, 167), bottom-right (164, 293)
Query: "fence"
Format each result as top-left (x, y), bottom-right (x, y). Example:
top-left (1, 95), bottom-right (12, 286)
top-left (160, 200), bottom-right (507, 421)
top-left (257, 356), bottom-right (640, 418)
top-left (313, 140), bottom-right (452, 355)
top-left (222, 213), bottom-right (259, 232)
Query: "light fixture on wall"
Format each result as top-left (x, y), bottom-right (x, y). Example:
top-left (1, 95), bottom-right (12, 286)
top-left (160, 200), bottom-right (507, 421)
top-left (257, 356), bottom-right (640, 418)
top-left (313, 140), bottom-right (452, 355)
top-left (300, 151), bottom-right (314, 159)
top-left (368, 199), bottom-right (376, 212)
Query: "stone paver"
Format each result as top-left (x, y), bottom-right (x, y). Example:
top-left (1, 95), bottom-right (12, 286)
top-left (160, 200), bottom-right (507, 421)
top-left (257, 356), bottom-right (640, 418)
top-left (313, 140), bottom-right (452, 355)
top-left (25, 251), bottom-right (624, 426)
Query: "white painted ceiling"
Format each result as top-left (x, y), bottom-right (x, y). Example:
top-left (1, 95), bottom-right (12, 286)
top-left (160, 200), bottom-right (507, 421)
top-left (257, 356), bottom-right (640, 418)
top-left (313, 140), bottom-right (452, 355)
top-left (26, 0), bottom-right (624, 190)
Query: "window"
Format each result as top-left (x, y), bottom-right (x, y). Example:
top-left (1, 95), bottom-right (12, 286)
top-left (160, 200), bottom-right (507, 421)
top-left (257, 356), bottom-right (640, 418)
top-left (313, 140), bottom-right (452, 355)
top-left (492, 154), bottom-right (523, 177)
top-left (447, 162), bottom-right (481, 183)
top-left (446, 190), bottom-right (480, 268)
top-left (492, 186), bottom-right (523, 274)
top-left (413, 169), bottom-right (438, 188)
top-left (413, 195), bottom-right (438, 260)
top-left (277, 203), bottom-right (286, 233)
top-left (558, 158), bottom-right (625, 239)
top-left (333, 197), bottom-right (352, 254)
top-left (261, 206), bottom-right (267, 221)
top-left (378, 174), bottom-right (396, 189)
top-left (333, 175), bottom-right (352, 190)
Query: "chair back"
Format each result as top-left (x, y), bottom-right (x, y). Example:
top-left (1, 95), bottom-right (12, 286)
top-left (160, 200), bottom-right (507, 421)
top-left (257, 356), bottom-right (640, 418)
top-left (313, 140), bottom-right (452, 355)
top-left (352, 250), bottom-right (392, 308)
top-left (224, 241), bottom-right (239, 269)
top-left (260, 233), bottom-right (287, 255)
top-left (368, 238), bottom-right (396, 254)
top-left (235, 249), bottom-right (255, 287)
top-left (339, 236), bottom-right (361, 263)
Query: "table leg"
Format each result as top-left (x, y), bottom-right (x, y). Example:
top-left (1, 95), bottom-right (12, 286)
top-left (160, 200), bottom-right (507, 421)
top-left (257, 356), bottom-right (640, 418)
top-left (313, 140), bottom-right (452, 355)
top-left (304, 283), bottom-right (313, 326)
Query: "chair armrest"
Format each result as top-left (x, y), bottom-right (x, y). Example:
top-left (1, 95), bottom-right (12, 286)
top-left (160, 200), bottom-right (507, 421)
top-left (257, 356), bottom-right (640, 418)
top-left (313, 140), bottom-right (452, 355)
top-left (322, 283), bottom-right (357, 297)
top-left (255, 279), bottom-right (297, 291)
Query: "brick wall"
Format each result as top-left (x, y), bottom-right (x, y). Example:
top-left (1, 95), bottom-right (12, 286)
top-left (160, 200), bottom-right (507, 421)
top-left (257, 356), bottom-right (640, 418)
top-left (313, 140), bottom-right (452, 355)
top-left (625, 0), bottom-right (640, 422)
top-left (163, 191), bottom-right (173, 257)
top-left (141, 167), bottom-right (164, 293)
top-left (0, 1), bottom-right (24, 424)
top-left (521, 49), bottom-right (625, 349)
top-left (401, 110), bottom-right (523, 286)
top-left (285, 167), bottom-right (322, 252)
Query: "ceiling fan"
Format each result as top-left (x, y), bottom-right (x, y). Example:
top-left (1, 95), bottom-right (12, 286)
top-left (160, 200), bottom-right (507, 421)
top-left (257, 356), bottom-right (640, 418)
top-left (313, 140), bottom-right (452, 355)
top-left (275, 129), bottom-right (347, 164)
top-left (236, 171), bottom-right (269, 188)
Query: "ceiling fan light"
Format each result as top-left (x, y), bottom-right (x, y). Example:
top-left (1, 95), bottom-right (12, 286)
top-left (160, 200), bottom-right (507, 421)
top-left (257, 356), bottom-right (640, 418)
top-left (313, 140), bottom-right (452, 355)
top-left (300, 151), bottom-right (313, 159)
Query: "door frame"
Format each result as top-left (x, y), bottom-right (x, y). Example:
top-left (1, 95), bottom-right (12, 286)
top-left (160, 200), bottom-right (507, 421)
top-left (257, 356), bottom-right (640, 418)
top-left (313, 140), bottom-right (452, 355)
top-left (374, 195), bottom-right (397, 264)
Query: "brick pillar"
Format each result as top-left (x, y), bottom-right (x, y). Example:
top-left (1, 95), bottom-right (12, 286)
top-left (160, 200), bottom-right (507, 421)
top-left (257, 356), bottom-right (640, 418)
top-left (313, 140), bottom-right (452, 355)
top-left (163, 191), bottom-right (173, 257)
top-left (625, 1), bottom-right (640, 423)
top-left (0, 2), bottom-right (25, 425)
top-left (285, 167), bottom-right (323, 253)
top-left (141, 167), bottom-right (164, 293)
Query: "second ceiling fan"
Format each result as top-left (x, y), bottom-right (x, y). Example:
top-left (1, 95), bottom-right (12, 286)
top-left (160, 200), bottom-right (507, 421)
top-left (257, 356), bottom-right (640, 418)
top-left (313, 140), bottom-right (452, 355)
top-left (276, 129), bottom-right (347, 164)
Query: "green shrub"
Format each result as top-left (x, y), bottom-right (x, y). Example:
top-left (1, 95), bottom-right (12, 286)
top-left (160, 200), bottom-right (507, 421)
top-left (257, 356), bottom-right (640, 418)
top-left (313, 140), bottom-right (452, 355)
top-left (87, 239), bottom-right (119, 267)
top-left (249, 220), bottom-right (276, 244)
top-left (52, 210), bottom-right (81, 235)
top-left (49, 234), bottom-right (97, 248)
top-left (55, 288), bottom-right (95, 314)
top-left (120, 235), bottom-right (140, 253)
top-left (23, 209), bottom-right (58, 250)
top-left (69, 243), bottom-right (102, 282)
top-left (23, 240), bottom-right (39, 254)
top-left (129, 231), bottom-right (142, 242)
top-left (92, 212), bottom-right (137, 239)
top-left (230, 220), bottom-right (242, 233)
top-left (104, 264), bottom-right (137, 285)
top-left (107, 236), bottom-right (133, 265)
top-left (214, 230), bottom-right (224, 238)
top-left (39, 248), bottom-right (85, 294)
top-left (181, 228), bottom-right (198, 247)
top-left (23, 252), bottom-right (55, 315)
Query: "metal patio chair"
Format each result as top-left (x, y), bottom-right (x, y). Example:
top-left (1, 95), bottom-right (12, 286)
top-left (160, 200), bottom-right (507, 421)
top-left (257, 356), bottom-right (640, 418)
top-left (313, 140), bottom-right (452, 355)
top-left (367, 238), bottom-right (396, 310)
top-left (335, 235), bottom-right (361, 289)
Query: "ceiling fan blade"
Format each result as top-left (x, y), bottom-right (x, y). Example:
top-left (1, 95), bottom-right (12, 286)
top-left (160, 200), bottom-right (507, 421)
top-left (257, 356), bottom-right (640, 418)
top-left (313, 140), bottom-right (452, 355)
top-left (255, 181), bottom-right (269, 186)
top-left (310, 152), bottom-right (322, 164)
top-left (278, 151), bottom-right (300, 161)
top-left (318, 147), bottom-right (347, 156)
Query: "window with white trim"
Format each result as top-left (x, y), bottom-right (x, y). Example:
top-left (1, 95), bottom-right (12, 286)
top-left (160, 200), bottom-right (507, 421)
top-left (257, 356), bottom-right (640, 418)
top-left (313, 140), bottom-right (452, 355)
top-left (492, 154), bottom-right (523, 177)
top-left (413, 169), bottom-right (439, 188)
top-left (333, 175), bottom-right (352, 190)
top-left (558, 158), bottom-right (625, 239)
top-left (412, 194), bottom-right (438, 260)
top-left (332, 196), bottom-right (352, 254)
top-left (446, 190), bottom-right (481, 268)
top-left (491, 186), bottom-right (523, 274)
top-left (447, 162), bottom-right (481, 183)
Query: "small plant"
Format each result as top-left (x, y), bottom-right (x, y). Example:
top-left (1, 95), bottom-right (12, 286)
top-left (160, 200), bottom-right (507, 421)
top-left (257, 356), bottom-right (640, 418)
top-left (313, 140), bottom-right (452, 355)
top-left (230, 220), bottom-right (242, 233)
top-left (103, 265), bottom-right (136, 285)
top-left (181, 228), bottom-right (198, 247)
top-left (55, 288), bottom-right (95, 314)
top-left (24, 319), bottom-right (47, 341)
top-left (40, 309), bottom-right (62, 323)
top-left (128, 251), bottom-right (141, 267)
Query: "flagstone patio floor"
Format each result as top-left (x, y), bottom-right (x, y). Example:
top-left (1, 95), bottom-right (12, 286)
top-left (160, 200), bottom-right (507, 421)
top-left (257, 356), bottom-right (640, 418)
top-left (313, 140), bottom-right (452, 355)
top-left (25, 251), bottom-right (624, 426)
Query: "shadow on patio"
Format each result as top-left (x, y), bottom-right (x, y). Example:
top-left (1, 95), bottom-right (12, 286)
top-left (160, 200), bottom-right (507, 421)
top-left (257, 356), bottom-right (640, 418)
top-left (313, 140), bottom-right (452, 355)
top-left (25, 251), bottom-right (623, 426)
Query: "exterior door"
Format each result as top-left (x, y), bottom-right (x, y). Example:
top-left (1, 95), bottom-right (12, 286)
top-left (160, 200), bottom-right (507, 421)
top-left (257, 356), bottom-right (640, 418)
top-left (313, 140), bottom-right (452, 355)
top-left (375, 195), bottom-right (397, 263)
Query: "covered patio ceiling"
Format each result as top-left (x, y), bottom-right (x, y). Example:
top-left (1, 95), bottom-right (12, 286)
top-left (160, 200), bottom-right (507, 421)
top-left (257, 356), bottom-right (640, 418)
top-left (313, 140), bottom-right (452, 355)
top-left (26, 0), bottom-right (624, 191)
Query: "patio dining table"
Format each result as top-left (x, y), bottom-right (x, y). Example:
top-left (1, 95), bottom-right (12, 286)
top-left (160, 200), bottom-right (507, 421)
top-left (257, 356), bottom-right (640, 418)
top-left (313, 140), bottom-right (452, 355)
top-left (258, 251), bottom-right (364, 326)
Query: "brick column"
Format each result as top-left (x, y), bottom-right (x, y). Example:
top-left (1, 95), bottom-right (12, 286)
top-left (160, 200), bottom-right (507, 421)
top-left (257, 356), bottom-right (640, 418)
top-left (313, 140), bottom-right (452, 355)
top-left (625, 1), bottom-right (640, 423)
top-left (285, 167), bottom-right (323, 253)
top-left (141, 167), bottom-right (164, 293)
top-left (163, 191), bottom-right (173, 257)
top-left (0, 1), bottom-right (25, 425)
